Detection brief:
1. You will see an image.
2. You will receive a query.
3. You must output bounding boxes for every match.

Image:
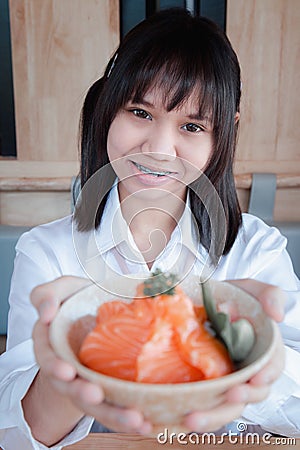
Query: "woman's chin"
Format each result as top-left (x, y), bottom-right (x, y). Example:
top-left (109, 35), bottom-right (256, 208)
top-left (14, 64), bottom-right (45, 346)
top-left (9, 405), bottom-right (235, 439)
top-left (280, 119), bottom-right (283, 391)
top-left (118, 176), bottom-right (187, 203)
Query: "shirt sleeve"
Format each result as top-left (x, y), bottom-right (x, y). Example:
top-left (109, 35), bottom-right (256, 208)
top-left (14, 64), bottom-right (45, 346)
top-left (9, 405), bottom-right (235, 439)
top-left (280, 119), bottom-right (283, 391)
top-left (240, 226), bottom-right (300, 437)
top-left (0, 232), bottom-right (93, 450)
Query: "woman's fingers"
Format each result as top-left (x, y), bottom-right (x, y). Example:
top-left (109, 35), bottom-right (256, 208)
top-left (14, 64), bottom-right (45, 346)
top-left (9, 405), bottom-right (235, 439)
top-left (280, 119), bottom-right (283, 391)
top-left (48, 371), bottom-right (151, 434)
top-left (225, 383), bottom-right (270, 404)
top-left (31, 276), bottom-right (91, 323)
top-left (184, 382), bottom-right (270, 433)
top-left (79, 401), bottom-right (152, 434)
top-left (51, 377), bottom-right (104, 406)
top-left (52, 375), bottom-right (151, 434)
top-left (33, 319), bottom-right (77, 381)
top-left (249, 327), bottom-right (285, 386)
top-left (184, 402), bottom-right (246, 432)
top-left (228, 279), bottom-right (286, 322)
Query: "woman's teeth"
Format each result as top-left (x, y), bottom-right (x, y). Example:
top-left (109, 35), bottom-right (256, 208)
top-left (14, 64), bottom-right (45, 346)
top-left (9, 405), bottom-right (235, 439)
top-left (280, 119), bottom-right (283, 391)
top-left (134, 162), bottom-right (172, 177)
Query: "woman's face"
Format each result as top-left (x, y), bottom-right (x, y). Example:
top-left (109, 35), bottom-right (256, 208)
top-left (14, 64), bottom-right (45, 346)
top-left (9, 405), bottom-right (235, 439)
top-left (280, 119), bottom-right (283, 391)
top-left (107, 88), bottom-right (214, 203)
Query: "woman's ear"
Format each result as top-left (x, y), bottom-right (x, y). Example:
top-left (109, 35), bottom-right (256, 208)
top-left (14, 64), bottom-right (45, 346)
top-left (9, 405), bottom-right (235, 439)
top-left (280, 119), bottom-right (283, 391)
top-left (234, 112), bottom-right (240, 124)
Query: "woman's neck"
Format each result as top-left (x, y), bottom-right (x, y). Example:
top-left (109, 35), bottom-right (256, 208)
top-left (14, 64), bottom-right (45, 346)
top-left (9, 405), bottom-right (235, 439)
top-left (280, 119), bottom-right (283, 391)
top-left (119, 188), bottom-right (186, 268)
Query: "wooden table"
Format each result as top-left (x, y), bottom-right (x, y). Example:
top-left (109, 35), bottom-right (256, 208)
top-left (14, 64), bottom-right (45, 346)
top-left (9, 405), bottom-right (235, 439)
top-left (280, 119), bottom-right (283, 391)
top-left (65, 433), bottom-right (300, 449)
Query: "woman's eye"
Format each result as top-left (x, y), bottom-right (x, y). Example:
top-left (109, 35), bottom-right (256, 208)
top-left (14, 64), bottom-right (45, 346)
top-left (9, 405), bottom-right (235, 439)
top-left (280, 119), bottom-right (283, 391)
top-left (131, 109), bottom-right (152, 120)
top-left (182, 123), bottom-right (204, 133)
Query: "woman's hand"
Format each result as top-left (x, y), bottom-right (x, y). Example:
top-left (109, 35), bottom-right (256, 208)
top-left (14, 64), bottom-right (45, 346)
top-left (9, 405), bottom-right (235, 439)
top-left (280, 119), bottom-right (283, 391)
top-left (28, 276), bottom-right (152, 444)
top-left (184, 278), bottom-right (286, 432)
top-left (29, 276), bottom-right (285, 439)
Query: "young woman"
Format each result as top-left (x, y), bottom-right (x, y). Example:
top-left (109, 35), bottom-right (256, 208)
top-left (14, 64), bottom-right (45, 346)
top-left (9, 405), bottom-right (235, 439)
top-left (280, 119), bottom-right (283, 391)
top-left (0, 8), bottom-right (299, 449)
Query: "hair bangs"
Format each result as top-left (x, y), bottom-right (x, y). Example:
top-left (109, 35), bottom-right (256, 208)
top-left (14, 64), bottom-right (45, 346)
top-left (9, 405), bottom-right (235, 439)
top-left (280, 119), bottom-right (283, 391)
top-left (129, 49), bottom-right (216, 126)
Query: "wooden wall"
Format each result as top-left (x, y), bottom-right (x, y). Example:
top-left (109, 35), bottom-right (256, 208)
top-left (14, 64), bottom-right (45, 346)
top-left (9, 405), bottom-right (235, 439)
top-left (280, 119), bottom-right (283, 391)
top-left (228, 0), bottom-right (300, 171)
top-left (9, 0), bottom-right (119, 163)
top-left (0, 0), bottom-right (299, 225)
top-left (227, 0), bottom-right (300, 219)
top-left (0, 0), bottom-right (119, 225)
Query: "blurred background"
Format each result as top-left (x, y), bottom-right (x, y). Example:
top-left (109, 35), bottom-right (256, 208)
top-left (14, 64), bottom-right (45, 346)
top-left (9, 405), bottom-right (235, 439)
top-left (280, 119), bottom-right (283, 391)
top-left (0, 0), bottom-right (299, 351)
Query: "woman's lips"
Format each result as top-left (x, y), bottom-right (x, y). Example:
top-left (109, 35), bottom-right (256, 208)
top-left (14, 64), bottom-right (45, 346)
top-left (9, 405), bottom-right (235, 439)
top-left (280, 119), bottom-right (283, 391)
top-left (131, 160), bottom-right (177, 175)
top-left (129, 160), bottom-right (178, 186)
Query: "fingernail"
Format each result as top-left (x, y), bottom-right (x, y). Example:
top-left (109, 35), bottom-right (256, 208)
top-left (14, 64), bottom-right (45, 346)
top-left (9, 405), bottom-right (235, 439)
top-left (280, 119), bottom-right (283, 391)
top-left (93, 388), bottom-right (104, 403)
top-left (58, 362), bottom-right (76, 380)
top-left (84, 385), bottom-right (103, 404)
top-left (194, 416), bottom-right (208, 430)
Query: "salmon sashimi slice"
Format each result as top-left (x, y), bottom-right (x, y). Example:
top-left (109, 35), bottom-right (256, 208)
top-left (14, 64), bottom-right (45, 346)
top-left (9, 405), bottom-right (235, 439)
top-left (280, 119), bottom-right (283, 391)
top-left (79, 306), bottom-right (152, 381)
top-left (154, 290), bottom-right (210, 355)
top-left (153, 289), bottom-right (199, 340)
top-left (136, 282), bottom-right (232, 379)
top-left (179, 326), bottom-right (234, 379)
top-left (153, 287), bottom-right (195, 323)
top-left (95, 300), bottom-right (128, 325)
top-left (131, 297), bottom-right (155, 325)
top-left (136, 319), bottom-right (204, 383)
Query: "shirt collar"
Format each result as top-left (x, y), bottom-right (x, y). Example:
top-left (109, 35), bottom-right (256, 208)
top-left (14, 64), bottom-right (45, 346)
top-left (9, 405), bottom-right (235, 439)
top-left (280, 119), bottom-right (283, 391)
top-left (95, 182), bottom-right (207, 262)
top-left (96, 181), bottom-right (134, 253)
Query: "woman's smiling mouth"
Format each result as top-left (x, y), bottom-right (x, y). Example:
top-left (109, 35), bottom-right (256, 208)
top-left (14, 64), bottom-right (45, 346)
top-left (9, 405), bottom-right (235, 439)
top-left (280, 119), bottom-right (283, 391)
top-left (131, 160), bottom-right (176, 177)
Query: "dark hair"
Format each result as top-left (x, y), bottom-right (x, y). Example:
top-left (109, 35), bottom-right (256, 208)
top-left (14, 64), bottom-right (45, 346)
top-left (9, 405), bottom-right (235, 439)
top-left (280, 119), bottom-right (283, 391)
top-left (75, 8), bottom-right (242, 256)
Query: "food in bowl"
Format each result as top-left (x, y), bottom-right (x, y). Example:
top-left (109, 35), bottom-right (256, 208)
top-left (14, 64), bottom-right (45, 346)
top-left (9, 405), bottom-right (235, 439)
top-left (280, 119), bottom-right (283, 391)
top-left (49, 272), bottom-right (278, 434)
top-left (78, 271), bottom-right (234, 383)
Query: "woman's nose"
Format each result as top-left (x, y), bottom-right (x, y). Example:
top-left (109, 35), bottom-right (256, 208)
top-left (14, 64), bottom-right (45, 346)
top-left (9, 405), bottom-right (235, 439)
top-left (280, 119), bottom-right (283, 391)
top-left (142, 125), bottom-right (177, 160)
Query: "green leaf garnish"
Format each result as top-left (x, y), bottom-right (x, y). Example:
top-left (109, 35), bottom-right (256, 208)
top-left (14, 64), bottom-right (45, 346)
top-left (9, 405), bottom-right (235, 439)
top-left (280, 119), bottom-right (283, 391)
top-left (201, 281), bottom-right (255, 362)
top-left (143, 269), bottom-right (178, 297)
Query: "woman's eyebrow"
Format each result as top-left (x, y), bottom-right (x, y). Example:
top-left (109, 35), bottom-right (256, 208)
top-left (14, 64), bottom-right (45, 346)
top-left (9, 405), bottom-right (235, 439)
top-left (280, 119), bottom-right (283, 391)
top-left (187, 113), bottom-right (212, 124)
top-left (128, 99), bottom-right (154, 107)
top-left (128, 100), bottom-right (211, 123)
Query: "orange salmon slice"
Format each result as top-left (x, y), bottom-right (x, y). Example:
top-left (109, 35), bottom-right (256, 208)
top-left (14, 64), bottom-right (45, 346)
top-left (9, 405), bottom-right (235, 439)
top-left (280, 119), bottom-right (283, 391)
top-left (79, 304), bottom-right (152, 381)
top-left (137, 319), bottom-right (204, 383)
top-left (78, 284), bottom-right (234, 383)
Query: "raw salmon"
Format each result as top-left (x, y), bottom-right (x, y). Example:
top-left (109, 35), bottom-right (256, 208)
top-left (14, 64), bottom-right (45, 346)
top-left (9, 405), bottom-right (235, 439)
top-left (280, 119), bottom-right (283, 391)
top-left (178, 326), bottom-right (233, 379)
top-left (95, 300), bottom-right (128, 325)
top-left (137, 319), bottom-right (204, 383)
top-left (79, 277), bottom-right (234, 383)
top-left (79, 303), bottom-right (151, 381)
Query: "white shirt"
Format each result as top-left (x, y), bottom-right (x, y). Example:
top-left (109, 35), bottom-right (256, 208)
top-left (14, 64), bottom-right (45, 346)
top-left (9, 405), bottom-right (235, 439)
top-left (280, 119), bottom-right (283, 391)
top-left (0, 184), bottom-right (300, 449)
